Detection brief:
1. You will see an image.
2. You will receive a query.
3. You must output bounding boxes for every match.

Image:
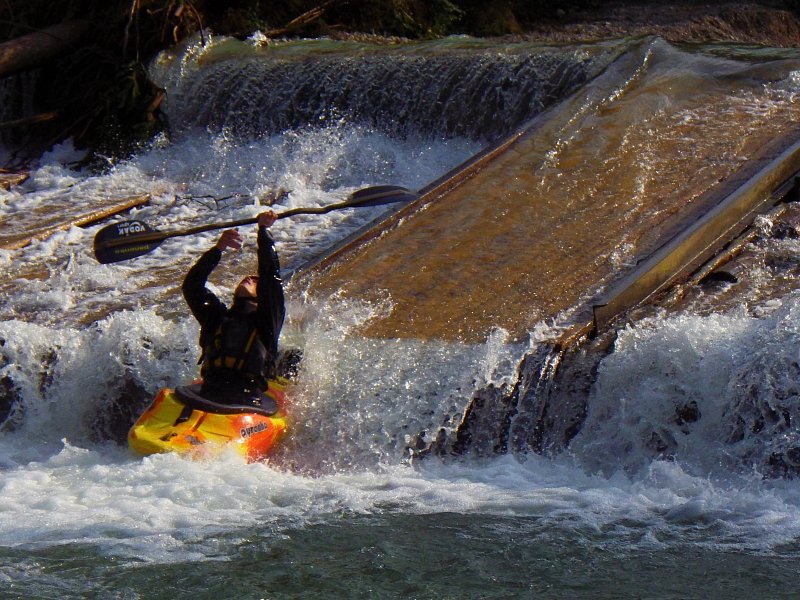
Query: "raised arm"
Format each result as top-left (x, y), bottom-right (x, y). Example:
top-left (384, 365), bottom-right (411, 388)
top-left (255, 212), bottom-right (285, 356)
top-left (181, 229), bottom-right (242, 323)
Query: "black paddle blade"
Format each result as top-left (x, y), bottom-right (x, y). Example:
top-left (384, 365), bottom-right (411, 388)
top-left (93, 220), bottom-right (162, 264)
top-left (275, 185), bottom-right (419, 219)
top-left (349, 184), bottom-right (418, 207)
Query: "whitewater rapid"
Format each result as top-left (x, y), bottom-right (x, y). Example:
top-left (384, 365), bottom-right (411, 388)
top-left (4, 37), bottom-right (800, 587)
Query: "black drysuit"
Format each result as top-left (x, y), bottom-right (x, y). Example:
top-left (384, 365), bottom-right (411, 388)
top-left (182, 226), bottom-right (285, 403)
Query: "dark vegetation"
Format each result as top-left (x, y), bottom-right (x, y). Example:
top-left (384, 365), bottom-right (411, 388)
top-left (1, 0), bottom-right (800, 167)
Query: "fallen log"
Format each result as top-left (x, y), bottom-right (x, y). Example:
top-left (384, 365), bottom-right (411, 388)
top-left (0, 193), bottom-right (151, 250)
top-left (0, 170), bottom-right (29, 191)
top-left (0, 21), bottom-right (90, 79)
top-left (263, 0), bottom-right (336, 38)
top-left (0, 112), bottom-right (59, 130)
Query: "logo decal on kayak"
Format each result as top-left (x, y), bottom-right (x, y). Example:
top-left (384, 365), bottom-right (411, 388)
top-left (241, 422), bottom-right (268, 438)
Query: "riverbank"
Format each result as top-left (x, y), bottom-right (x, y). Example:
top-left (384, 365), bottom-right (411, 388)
top-left (515, 2), bottom-right (800, 47)
top-left (2, 1), bottom-right (800, 168)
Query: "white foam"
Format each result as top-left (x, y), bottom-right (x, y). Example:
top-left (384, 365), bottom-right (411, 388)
top-left (569, 293), bottom-right (800, 482)
top-left (4, 441), bottom-right (800, 563)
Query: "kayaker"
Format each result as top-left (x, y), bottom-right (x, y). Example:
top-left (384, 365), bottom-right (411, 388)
top-left (182, 210), bottom-right (285, 407)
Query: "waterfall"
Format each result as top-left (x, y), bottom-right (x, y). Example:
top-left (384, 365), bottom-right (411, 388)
top-left (154, 37), bottom-right (610, 141)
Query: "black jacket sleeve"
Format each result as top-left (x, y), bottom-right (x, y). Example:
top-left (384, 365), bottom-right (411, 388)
top-left (256, 226), bottom-right (285, 356)
top-left (182, 246), bottom-right (226, 326)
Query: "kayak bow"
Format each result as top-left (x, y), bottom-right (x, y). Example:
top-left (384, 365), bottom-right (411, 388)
top-left (128, 377), bottom-right (290, 462)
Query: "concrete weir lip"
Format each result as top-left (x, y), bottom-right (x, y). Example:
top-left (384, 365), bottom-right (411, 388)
top-left (592, 139), bottom-right (800, 333)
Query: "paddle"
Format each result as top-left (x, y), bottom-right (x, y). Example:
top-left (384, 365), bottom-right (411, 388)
top-left (93, 185), bottom-right (417, 264)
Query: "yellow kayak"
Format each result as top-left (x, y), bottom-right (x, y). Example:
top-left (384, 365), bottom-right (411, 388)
top-left (128, 377), bottom-right (289, 462)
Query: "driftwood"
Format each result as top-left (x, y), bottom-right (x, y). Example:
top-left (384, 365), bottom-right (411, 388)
top-left (0, 169), bottom-right (29, 191)
top-left (0, 21), bottom-right (90, 79)
top-left (0, 193), bottom-right (151, 250)
top-left (264, 0), bottom-right (337, 38)
top-left (0, 112), bottom-right (59, 130)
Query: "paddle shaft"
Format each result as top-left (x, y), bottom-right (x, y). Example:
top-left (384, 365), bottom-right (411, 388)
top-left (105, 204), bottom-right (357, 247)
top-left (93, 185), bottom-right (418, 261)
top-left (165, 200), bottom-right (384, 236)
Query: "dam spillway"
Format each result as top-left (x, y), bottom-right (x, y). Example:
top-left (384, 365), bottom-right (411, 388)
top-left (295, 38), bottom-right (800, 345)
top-left (4, 36), bottom-right (800, 469)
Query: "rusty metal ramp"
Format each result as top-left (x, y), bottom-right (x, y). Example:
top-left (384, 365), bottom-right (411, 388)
top-left (292, 39), bottom-right (800, 343)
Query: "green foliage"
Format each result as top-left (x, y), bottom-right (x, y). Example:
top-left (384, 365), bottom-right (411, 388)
top-left (343, 0), bottom-right (464, 38)
top-left (33, 48), bottom-right (166, 162)
top-left (247, 0), bottom-right (465, 39)
top-left (418, 0), bottom-right (466, 37)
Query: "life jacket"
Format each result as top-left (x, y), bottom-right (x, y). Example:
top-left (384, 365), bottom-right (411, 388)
top-left (200, 301), bottom-right (272, 389)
